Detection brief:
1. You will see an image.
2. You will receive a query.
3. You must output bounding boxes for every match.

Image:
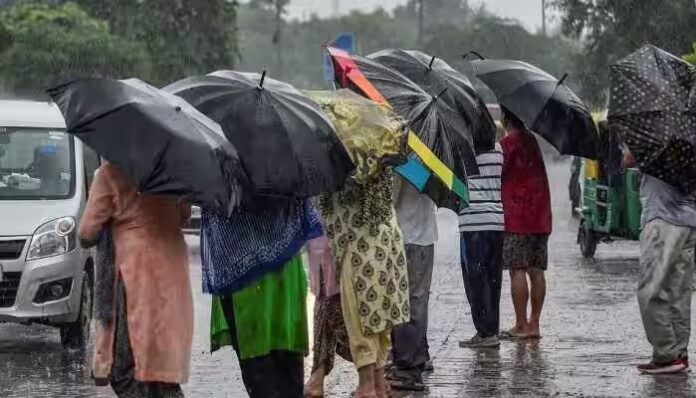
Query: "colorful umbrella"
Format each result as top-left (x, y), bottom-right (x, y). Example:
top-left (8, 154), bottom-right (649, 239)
top-left (326, 47), bottom-right (475, 208)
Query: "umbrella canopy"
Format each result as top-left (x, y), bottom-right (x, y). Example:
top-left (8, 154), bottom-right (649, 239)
top-left (608, 44), bottom-right (696, 194)
top-left (47, 78), bottom-right (245, 215)
top-left (471, 57), bottom-right (599, 159)
top-left (368, 49), bottom-right (496, 153)
top-left (326, 47), bottom-right (477, 209)
top-left (164, 71), bottom-right (354, 199)
top-left (304, 89), bottom-right (407, 181)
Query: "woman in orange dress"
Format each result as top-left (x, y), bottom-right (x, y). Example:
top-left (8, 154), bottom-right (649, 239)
top-left (79, 163), bottom-right (193, 397)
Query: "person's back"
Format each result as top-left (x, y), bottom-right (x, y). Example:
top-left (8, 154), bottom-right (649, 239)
top-left (459, 142), bottom-right (504, 232)
top-left (501, 128), bottom-right (552, 234)
top-left (640, 174), bottom-right (696, 229)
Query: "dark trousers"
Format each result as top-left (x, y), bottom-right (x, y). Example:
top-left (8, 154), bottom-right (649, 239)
top-left (460, 231), bottom-right (504, 338)
top-left (220, 296), bottom-right (304, 398)
top-left (391, 244), bottom-right (435, 382)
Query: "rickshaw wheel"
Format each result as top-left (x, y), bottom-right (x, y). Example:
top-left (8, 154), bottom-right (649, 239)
top-left (578, 223), bottom-right (597, 258)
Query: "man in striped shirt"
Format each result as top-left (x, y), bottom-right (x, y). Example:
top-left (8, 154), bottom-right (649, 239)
top-left (458, 142), bottom-right (505, 348)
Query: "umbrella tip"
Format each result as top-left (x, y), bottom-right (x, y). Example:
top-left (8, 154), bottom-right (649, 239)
top-left (463, 51), bottom-right (484, 60)
top-left (258, 70), bottom-right (267, 90)
top-left (558, 73), bottom-right (569, 85)
top-left (428, 56), bottom-right (436, 71)
top-left (175, 105), bottom-right (182, 112)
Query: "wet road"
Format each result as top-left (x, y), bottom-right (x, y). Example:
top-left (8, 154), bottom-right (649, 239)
top-left (2, 161), bottom-right (696, 397)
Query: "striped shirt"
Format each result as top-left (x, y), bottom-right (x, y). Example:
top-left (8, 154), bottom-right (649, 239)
top-left (459, 143), bottom-right (504, 232)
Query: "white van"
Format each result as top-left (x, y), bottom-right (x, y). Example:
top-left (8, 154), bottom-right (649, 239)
top-left (0, 100), bottom-right (97, 348)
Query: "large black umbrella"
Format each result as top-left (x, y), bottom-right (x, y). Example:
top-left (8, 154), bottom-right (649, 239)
top-left (47, 77), bottom-right (245, 215)
top-left (470, 57), bottom-right (599, 159)
top-left (608, 44), bottom-right (696, 194)
top-left (369, 49), bottom-right (496, 153)
top-left (164, 70), bottom-right (354, 199)
top-left (327, 48), bottom-right (479, 209)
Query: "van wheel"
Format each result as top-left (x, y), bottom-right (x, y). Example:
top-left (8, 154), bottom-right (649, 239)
top-left (60, 270), bottom-right (93, 349)
top-left (578, 225), bottom-right (598, 259)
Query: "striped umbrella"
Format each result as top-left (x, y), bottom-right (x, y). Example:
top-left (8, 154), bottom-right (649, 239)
top-left (326, 46), bottom-right (475, 209)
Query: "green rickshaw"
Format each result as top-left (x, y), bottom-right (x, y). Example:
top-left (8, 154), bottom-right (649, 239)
top-left (576, 121), bottom-right (643, 258)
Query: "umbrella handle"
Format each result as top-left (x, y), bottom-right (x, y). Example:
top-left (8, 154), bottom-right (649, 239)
top-left (463, 51), bottom-right (485, 60)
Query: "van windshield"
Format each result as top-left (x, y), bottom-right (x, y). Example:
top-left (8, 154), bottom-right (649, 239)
top-left (0, 127), bottom-right (75, 200)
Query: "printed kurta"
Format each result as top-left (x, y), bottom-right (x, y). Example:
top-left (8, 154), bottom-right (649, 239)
top-left (317, 170), bottom-right (409, 335)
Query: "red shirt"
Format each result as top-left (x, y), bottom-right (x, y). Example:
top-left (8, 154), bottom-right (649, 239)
top-left (501, 129), bottom-right (552, 234)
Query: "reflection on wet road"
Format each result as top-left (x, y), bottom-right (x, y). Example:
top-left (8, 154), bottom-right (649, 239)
top-left (1, 161), bottom-right (695, 397)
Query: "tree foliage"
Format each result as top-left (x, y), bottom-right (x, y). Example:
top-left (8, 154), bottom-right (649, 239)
top-left (556, 0), bottom-right (696, 106)
top-left (0, 1), bottom-right (151, 95)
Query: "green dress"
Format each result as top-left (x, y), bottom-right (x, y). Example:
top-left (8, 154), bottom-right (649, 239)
top-left (210, 254), bottom-right (308, 360)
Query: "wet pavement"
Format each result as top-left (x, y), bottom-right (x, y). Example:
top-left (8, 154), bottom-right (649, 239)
top-left (2, 160), bottom-right (696, 397)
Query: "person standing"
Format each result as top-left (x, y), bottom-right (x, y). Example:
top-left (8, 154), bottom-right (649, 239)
top-left (303, 234), bottom-right (352, 398)
top-left (624, 153), bottom-right (696, 374)
top-left (203, 198), bottom-right (322, 398)
top-left (499, 107), bottom-right (552, 340)
top-left (458, 142), bottom-right (505, 348)
top-left (316, 167), bottom-right (410, 398)
top-left (79, 163), bottom-right (193, 397)
top-left (388, 177), bottom-right (438, 391)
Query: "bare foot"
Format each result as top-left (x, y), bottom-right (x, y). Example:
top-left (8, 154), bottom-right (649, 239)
top-left (374, 367), bottom-right (389, 398)
top-left (304, 369), bottom-right (325, 397)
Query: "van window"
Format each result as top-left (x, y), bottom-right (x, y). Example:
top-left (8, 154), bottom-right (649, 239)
top-left (0, 127), bottom-right (75, 200)
top-left (83, 145), bottom-right (100, 191)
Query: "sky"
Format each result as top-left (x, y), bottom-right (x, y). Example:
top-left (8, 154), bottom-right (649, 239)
top-left (284, 0), bottom-right (549, 32)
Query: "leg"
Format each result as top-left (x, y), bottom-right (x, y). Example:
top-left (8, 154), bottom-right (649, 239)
top-left (374, 331), bottom-right (392, 398)
top-left (509, 269), bottom-right (530, 335)
top-left (669, 231), bottom-right (696, 360)
top-left (488, 232), bottom-right (505, 336)
top-left (460, 232), bottom-right (492, 337)
top-left (390, 244), bottom-right (432, 386)
top-left (527, 269), bottom-right (546, 337)
top-left (110, 277), bottom-right (184, 398)
top-left (341, 259), bottom-right (378, 396)
top-left (272, 350), bottom-right (305, 398)
top-left (638, 220), bottom-right (694, 364)
top-left (306, 294), bottom-right (342, 396)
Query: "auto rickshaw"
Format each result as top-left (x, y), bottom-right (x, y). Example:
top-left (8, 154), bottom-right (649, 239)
top-left (576, 122), bottom-right (643, 258)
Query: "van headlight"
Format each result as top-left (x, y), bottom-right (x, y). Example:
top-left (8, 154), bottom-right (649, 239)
top-left (27, 217), bottom-right (77, 260)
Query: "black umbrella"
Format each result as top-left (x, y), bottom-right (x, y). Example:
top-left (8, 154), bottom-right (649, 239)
top-left (164, 70), bottom-right (354, 199)
top-left (47, 77), bottom-right (245, 215)
top-left (369, 49), bottom-right (496, 153)
top-left (470, 56), bottom-right (599, 159)
top-left (608, 44), bottom-right (696, 194)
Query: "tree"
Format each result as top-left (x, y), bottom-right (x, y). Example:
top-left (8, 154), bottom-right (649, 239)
top-left (556, 0), bottom-right (696, 106)
top-left (0, 1), bottom-right (152, 96)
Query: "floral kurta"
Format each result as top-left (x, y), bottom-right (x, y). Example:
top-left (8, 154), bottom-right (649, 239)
top-left (317, 170), bottom-right (409, 335)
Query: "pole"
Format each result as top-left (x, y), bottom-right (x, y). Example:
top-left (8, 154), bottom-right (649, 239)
top-left (417, 0), bottom-right (424, 45)
top-left (541, 0), bottom-right (547, 36)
